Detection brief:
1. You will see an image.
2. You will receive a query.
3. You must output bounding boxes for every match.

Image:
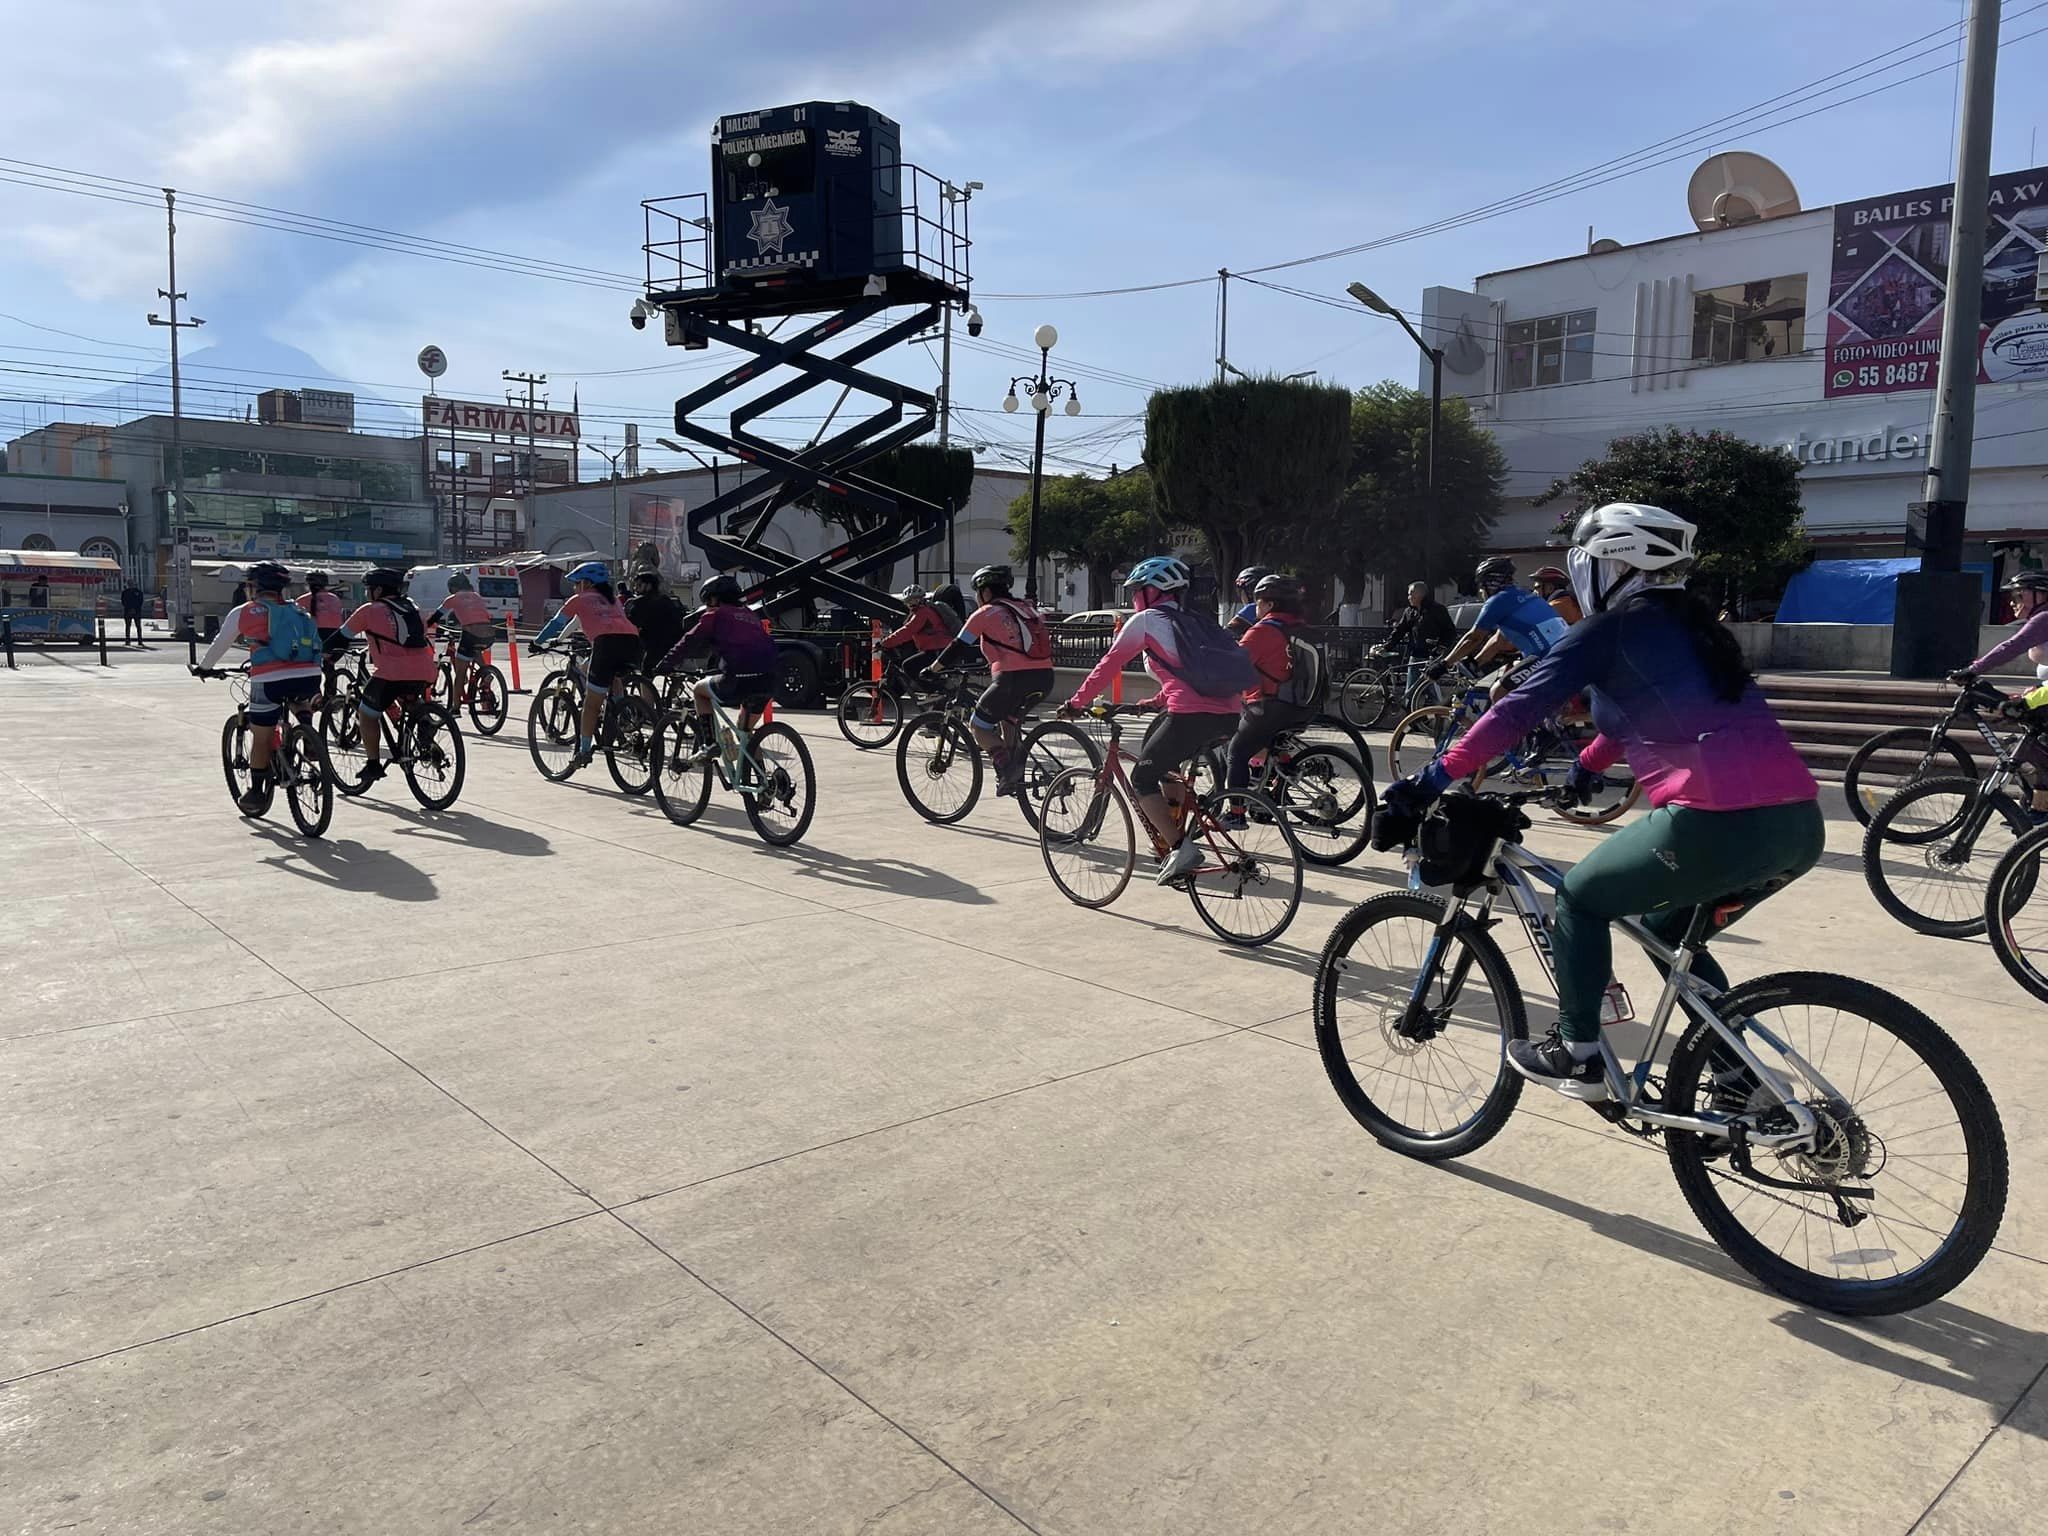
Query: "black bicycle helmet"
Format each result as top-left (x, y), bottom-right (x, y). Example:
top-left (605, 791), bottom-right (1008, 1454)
top-left (2005, 569), bottom-right (2048, 592)
top-left (1474, 555), bottom-right (1518, 594)
top-left (971, 563), bottom-right (1013, 593)
top-left (245, 561), bottom-right (291, 593)
top-left (632, 567), bottom-right (663, 589)
top-left (1252, 572), bottom-right (1304, 610)
top-left (446, 571), bottom-right (473, 592)
top-left (1236, 564), bottom-right (1272, 592)
top-left (700, 573), bottom-right (742, 602)
top-left (305, 569), bottom-right (332, 590)
top-left (364, 567), bottom-right (405, 594)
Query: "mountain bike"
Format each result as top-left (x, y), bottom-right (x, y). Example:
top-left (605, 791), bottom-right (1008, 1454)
top-left (895, 667), bottom-right (1099, 832)
top-left (836, 651), bottom-right (947, 750)
top-left (1861, 742), bottom-right (2038, 938)
top-left (648, 685), bottom-right (817, 846)
top-left (1334, 646), bottom-right (1413, 730)
top-left (323, 681), bottom-right (466, 811)
top-left (1037, 703), bottom-right (1302, 947)
top-left (1315, 786), bottom-right (2006, 1316)
top-left (1841, 679), bottom-right (2018, 829)
top-left (1984, 818), bottom-right (2048, 1003)
top-left (201, 666), bottom-right (333, 838)
top-left (525, 638), bottom-right (661, 795)
top-left (319, 640), bottom-right (367, 751)
top-left (1187, 722), bottom-right (1376, 866)
top-left (430, 627), bottom-right (510, 736)
top-left (1388, 674), bottom-right (1640, 825)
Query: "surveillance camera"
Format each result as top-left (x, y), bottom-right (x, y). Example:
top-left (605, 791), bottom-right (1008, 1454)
top-left (965, 305), bottom-right (984, 338)
top-left (629, 299), bottom-right (649, 331)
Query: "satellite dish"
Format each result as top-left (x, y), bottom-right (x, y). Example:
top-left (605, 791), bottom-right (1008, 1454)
top-left (1589, 238), bottom-right (1624, 255)
top-left (1688, 152), bottom-right (1801, 231)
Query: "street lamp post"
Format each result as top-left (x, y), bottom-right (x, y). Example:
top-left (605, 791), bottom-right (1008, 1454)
top-left (588, 440), bottom-right (626, 566)
top-left (1002, 323), bottom-right (1082, 605)
top-left (1348, 282), bottom-right (1442, 595)
top-left (656, 437), bottom-right (723, 504)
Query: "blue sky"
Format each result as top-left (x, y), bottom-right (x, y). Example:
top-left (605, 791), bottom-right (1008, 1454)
top-left (2, 0), bottom-right (2044, 480)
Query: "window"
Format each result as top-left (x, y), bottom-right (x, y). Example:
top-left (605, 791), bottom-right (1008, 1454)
top-left (1692, 274), bottom-right (1806, 364)
top-left (21, 532), bottom-right (54, 551)
top-left (1503, 309), bottom-right (1596, 390)
top-left (79, 537), bottom-right (120, 563)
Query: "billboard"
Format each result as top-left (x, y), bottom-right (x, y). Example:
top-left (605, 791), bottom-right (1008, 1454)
top-left (423, 396), bottom-right (581, 440)
top-left (1824, 164), bottom-right (2048, 398)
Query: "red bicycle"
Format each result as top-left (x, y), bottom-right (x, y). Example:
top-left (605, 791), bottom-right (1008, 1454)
top-left (431, 627), bottom-right (510, 735)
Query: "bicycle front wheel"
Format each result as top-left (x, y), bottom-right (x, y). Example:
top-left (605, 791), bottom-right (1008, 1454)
top-left (220, 715), bottom-right (267, 815)
top-left (741, 722), bottom-right (817, 846)
top-left (605, 696), bottom-right (658, 796)
top-left (896, 713), bottom-right (982, 823)
top-left (1387, 703), bottom-right (1460, 780)
top-left (1184, 789), bottom-right (1301, 946)
top-left (1664, 971), bottom-right (2006, 1316)
top-left (1984, 822), bottom-right (2048, 1004)
top-left (836, 682), bottom-right (902, 750)
top-left (1862, 775), bottom-right (2028, 938)
top-left (400, 703), bottom-right (465, 811)
top-left (1268, 743), bottom-right (1374, 866)
top-left (467, 665), bottom-right (509, 736)
top-left (526, 677), bottom-right (581, 782)
top-left (1337, 665), bottom-right (1393, 730)
top-left (1313, 892), bottom-right (1526, 1159)
top-left (1014, 721), bottom-right (1102, 832)
top-left (649, 713), bottom-right (713, 826)
top-left (323, 703), bottom-right (371, 796)
top-left (281, 721), bottom-right (334, 838)
top-left (1843, 726), bottom-right (1977, 829)
top-left (1037, 766), bottom-right (1135, 908)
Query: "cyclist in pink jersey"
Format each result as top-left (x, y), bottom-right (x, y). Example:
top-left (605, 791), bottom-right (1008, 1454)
top-left (339, 568), bottom-right (439, 787)
top-left (430, 573), bottom-right (498, 707)
top-left (532, 561), bottom-right (642, 764)
top-left (926, 564), bottom-right (1055, 795)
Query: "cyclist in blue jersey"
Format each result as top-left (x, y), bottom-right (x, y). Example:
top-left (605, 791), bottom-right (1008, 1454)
top-left (1226, 566), bottom-right (1271, 635)
top-left (1427, 555), bottom-right (1572, 702)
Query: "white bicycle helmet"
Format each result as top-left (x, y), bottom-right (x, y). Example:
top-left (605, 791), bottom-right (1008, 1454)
top-left (1567, 502), bottom-right (1697, 614)
top-left (1122, 554), bottom-right (1190, 594)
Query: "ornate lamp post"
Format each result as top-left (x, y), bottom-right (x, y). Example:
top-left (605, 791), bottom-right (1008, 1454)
top-left (1002, 323), bottom-right (1082, 604)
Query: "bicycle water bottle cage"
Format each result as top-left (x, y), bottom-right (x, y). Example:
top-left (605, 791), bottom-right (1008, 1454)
top-left (1416, 793), bottom-right (1529, 893)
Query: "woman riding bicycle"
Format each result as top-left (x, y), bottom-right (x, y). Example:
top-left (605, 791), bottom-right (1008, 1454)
top-left (339, 567), bottom-right (440, 789)
top-left (927, 564), bottom-right (1055, 797)
top-left (430, 572), bottom-right (498, 705)
top-left (879, 585), bottom-right (954, 693)
top-left (1227, 573), bottom-right (1313, 794)
top-left (531, 561), bottom-right (642, 767)
top-left (661, 573), bottom-right (781, 757)
top-left (1375, 504), bottom-right (1822, 1098)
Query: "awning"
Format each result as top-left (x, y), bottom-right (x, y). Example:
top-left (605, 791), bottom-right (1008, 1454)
top-left (0, 549), bottom-right (121, 583)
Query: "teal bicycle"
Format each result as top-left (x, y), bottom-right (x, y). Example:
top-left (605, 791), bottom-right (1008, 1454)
top-left (648, 688), bottom-right (817, 846)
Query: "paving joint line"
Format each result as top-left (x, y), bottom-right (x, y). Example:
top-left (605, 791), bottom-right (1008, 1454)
top-left (1902, 1352), bottom-right (2048, 1535)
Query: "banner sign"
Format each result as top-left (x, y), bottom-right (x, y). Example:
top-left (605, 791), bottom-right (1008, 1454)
top-left (423, 396), bottom-right (581, 440)
top-left (1825, 164), bottom-right (2048, 398)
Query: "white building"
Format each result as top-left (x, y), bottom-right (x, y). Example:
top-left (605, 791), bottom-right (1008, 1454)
top-left (1415, 156), bottom-right (2048, 579)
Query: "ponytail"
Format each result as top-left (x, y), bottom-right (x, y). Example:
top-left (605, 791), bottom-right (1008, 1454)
top-left (592, 580), bottom-right (617, 604)
top-left (1630, 588), bottom-right (1751, 702)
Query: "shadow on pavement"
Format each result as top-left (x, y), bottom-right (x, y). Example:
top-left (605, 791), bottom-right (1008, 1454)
top-left (1438, 1160), bottom-right (2048, 1436)
top-left (254, 828), bottom-right (437, 902)
top-left (762, 843), bottom-right (994, 904)
top-left (354, 799), bottom-right (553, 858)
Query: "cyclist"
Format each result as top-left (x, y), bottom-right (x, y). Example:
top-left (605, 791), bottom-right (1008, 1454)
top-left (192, 561), bottom-right (324, 813)
top-left (297, 569), bottom-right (352, 690)
top-left (1953, 569), bottom-right (2048, 821)
top-left (1063, 554), bottom-right (1248, 883)
top-left (1430, 556), bottom-right (1571, 699)
top-left (1530, 564), bottom-right (1582, 626)
top-left (1226, 565), bottom-right (1272, 635)
top-left (878, 584), bottom-right (954, 692)
top-left (430, 572), bottom-right (497, 707)
top-left (531, 561), bottom-right (642, 768)
top-left (338, 567), bottom-right (439, 788)
top-left (625, 568), bottom-right (686, 712)
top-left (661, 573), bottom-right (779, 762)
top-left (926, 564), bottom-right (1055, 797)
top-left (1226, 572), bottom-right (1314, 795)
top-left (1374, 503), bottom-right (1822, 1099)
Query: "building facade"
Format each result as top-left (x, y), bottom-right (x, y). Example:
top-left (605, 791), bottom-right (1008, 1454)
top-left (0, 472), bottom-right (129, 573)
top-left (1415, 160), bottom-right (2048, 581)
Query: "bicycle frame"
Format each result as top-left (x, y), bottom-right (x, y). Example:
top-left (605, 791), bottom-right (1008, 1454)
top-left (1084, 710), bottom-right (1249, 872)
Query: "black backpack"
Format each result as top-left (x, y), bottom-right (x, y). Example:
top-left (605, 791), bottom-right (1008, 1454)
top-left (384, 598), bottom-right (430, 650)
top-left (1256, 618), bottom-right (1327, 709)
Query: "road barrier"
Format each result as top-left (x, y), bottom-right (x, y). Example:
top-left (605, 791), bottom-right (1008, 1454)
top-left (97, 619), bottom-right (110, 667)
top-left (505, 623), bottom-right (525, 693)
top-left (2, 617), bottom-right (13, 669)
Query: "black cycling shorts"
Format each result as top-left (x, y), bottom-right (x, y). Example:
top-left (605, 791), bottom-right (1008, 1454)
top-left (454, 625), bottom-right (493, 661)
top-left (972, 667), bottom-right (1055, 730)
top-left (362, 677), bottom-right (427, 715)
top-left (1132, 709), bottom-right (1235, 795)
top-left (587, 633), bottom-right (643, 688)
top-left (709, 670), bottom-right (776, 711)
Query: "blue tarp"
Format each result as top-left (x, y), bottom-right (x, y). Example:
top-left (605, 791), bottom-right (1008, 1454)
top-left (1775, 558), bottom-right (1991, 623)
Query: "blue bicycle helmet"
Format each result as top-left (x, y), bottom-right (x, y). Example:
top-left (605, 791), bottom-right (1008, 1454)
top-left (565, 560), bottom-right (610, 585)
top-left (1123, 555), bottom-right (1190, 594)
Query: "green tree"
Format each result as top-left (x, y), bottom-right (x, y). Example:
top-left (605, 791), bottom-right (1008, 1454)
top-left (1536, 427), bottom-right (1812, 609)
top-left (1303, 382), bottom-right (1506, 612)
top-left (1143, 377), bottom-right (1352, 603)
top-left (1007, 468), bottom-right (1167, 606)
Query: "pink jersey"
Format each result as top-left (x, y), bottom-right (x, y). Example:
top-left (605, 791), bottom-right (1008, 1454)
top-left (558, 590), bottom-right (639, 640)
top-left (344, 601), bottom-right (439, 683)
top-left (961, 598), bottom-right (1050, 676)
top-left (1071, 604), bottom-right (1239, 714)
top-left (297, 589), bottom-right (344, 629)
top-left (438, 590), bottom-right (492, 628)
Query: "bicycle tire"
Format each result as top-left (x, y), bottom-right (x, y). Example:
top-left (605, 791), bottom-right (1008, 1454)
top-left (1386, 703), bottom-right (1459, 780)
top-left (281, 721), bottom-right (334, 838)
top-left (1547, 772), bottom-right (1641, 826)
top-left (1184, 789), bottom-right (1302, 946)
top-left (1841, 726), bottom-right (1978, 830)
top-left (1014, 721), bottom-right (1102, 832)
top-left (741, 722), bottom-right (817, 846)
top-left (1037, 766), bottom-right (1135, 908)
top-left (220, 715), bottom-right (269, 816)
top-left (896, 712), bottom-right (982, 823)
top-left (1313, 891), bottom-right (1526, 1159)
top-left (1862, 775), bottom-right (2029, 938)
top-left (1663, 971), bottom-right (2006, 1316)
top-left (605, 696), bottom-right (658, 796)
top-left (400, 703), bottom-right (465, 811)
top-left (467, 665), bottom-right (509, 736)
top-left (431, 660), bottom-right (453, 705)
top-left (1303, 713), bottom-right (1375, 769)
top-left (526, 677), bottom-right (582, 782)
top-left (1984, 821), bottom-right (2048, 1004)
top-left (1268, 744), bottom-right (1375, 866)
top-left (324, 703), bottom-right (372, 797)
top-left (1337, 665), bottom-right (1395, 730)
top-left (836, 682), bottom-right (903, 750)
top-left (649, 713), bottom-right (713, 826)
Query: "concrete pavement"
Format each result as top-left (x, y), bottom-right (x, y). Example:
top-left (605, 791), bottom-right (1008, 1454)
top-left (1, 648), bottom-right (2043, 1534)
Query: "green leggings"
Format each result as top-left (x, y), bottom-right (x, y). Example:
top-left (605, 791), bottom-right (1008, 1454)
top-left (1551, 799), bottom-right (1825, 1042)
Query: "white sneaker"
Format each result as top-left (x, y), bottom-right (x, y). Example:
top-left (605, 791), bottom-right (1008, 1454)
top-left (1154, 840), bottom-right (1204, 886)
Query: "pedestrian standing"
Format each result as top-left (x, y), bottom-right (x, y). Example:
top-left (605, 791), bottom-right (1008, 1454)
top-left (120, 580), bottom-right (145, 643)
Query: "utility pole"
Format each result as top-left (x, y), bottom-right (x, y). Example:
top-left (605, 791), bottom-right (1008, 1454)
top-left (503, 369), bottom-right (545, 563)
top-left (1893, 0), bottom-right (2001, 677)
top-left (1215, 269), bottom-right (1230, 381)
top-left (147, 189), bottom-right (203, 638)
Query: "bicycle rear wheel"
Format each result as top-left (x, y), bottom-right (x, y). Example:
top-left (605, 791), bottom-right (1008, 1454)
top-left (430, 660), bottom-right (452, 704)
top-left (526, 676), bottom-right (581, 781)
top-left (836, 682), bottom-right (902, 750)
top-left (741, 722), bottom-right (817, 846)
top-left (1014, 720), bottom-right (1101, 832)
top-left (1314, 892), bottom-right (1525, 1158)
top-left (1183, 790), bottom-right (1301, 946)
top-left (1267, 743), bottom-right (1374, 866)
top-left (1337, 665), bottom-right (1394, 730)
top-left (650, 713), bottom-right (713, 826)
top-left (605, 696), bottom-right (658, 796)
top-left (281, 722), bottom-right (333, 838)
top-left (1664, 971), bottom-right (2006, 1316)
top-left (896, 713), bottom-right (982, 823)
top-left (1843, 726), bottom-right (1977, 829)
top-left (400, 703), bottom-right (465, 810)
top-left (1984, 822), bottom-right (2048, 1004)
top-left (1862, 775), bottom-right (2029, 938)
top-left (1037, 766), bottom-right (1135, 907)
top-left (1386, 703), bottom-right (1459, 780)
top-left (467, 665), bottom-right (509, 736)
